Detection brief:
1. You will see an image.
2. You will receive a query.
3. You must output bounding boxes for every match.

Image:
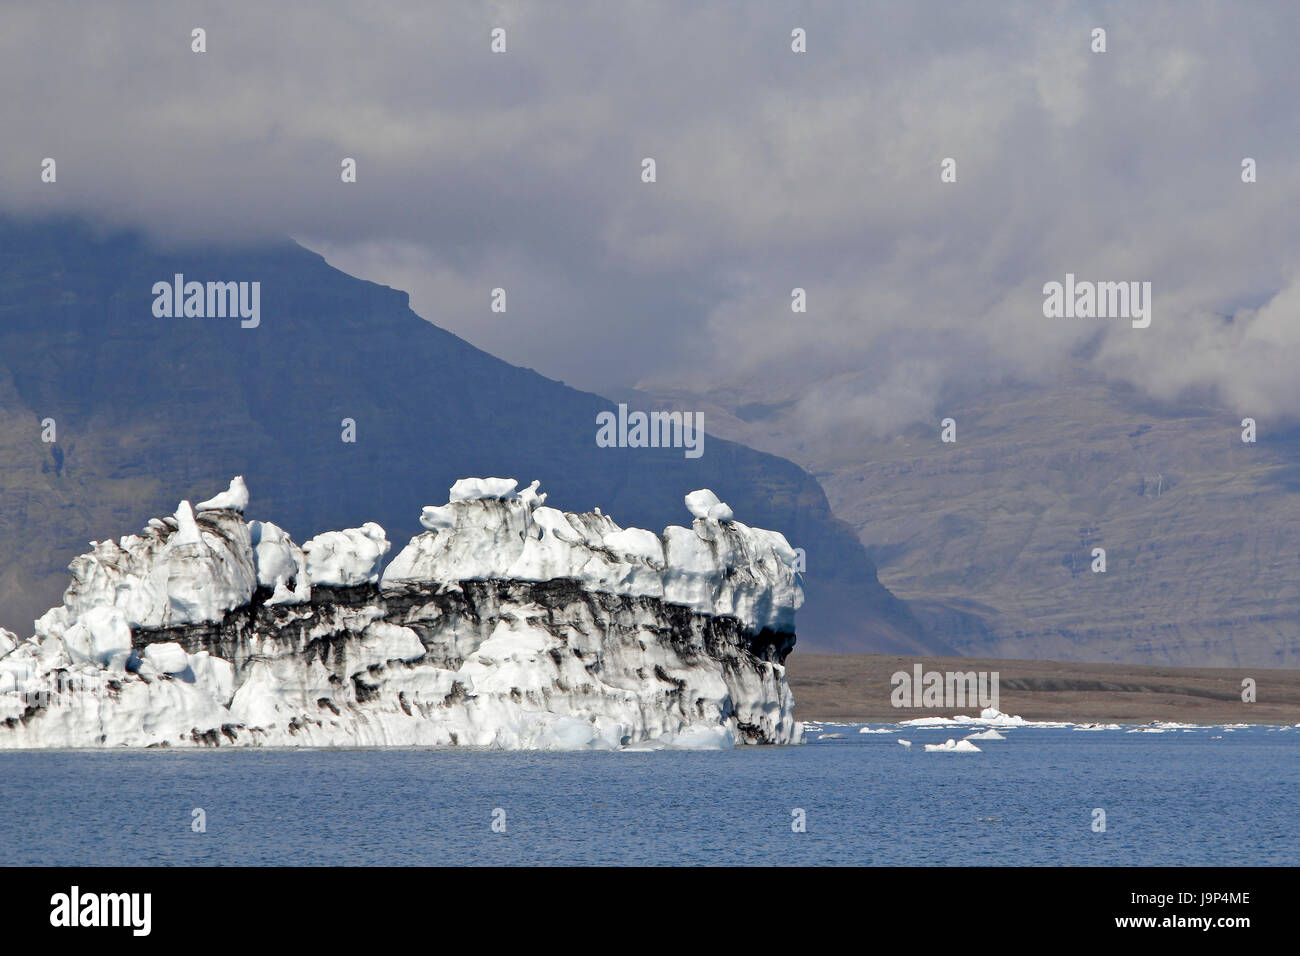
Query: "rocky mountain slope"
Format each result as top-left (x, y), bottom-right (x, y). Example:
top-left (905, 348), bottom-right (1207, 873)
top-left (646, 368), bottom-right (1300, 667)
top-left (0, 216), bottom-right (940, 654)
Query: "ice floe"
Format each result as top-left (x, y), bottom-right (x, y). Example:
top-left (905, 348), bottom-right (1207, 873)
top-left (924, 737), bottom-right (982, 753)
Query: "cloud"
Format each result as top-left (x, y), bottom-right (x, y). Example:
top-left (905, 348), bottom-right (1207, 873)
top-left (3, 1), bottom-right (1299, 418)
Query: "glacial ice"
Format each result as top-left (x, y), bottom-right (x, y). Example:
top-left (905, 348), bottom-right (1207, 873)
top-left (898, 707), bottom-right (1072, 729)
top-left (54, 499), bottom-right (258, 631)
top-left (449, 476), bottom-right (520, 502)
top-left (384, 483), bottom-right (802, 634)
top-left (684, 489), bottom-right (733, 522)
top-left (142, 642), bottom-right (190, 675)
top-left (303, 522), bottom-right (389, 587)
top-left (0, 477), bottom-right (804, 750)
top-left (62, 606), bottom-right (133, 670)
top-left (195, 475), bottom-right (250, 513)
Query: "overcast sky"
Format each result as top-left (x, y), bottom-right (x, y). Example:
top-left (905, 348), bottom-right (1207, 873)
top-left (5, 1), bottom-right (1300, 439)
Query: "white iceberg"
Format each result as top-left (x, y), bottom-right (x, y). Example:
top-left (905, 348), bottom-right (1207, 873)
top-left (0, 476), bottom-right (804, 751)
top-left (924, 737), bottom-right (982, 752)
top-left (900, 707), bottom-right (1071, 729)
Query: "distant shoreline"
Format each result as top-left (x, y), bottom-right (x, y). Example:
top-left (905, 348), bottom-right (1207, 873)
top-left (786, 653), bottom-right (1300, 725)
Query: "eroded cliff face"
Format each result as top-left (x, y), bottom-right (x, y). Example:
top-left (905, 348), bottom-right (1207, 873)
top-left (0, 477), bottom-right (802, 749)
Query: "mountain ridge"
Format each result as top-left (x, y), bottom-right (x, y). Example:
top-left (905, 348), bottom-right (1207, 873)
top-left (642, 370), bottom-right (1300, 667)
top-left (0, 215), bottom-right (945, 655)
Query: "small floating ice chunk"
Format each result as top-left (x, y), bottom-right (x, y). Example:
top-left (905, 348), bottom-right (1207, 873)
top-left (904, 707), bottom-right (1073, 729)
top-left (897, 739), bottom-right (912, 749)
top-left (924, 737), bottom-right (981, 752)
top-left (965, 728), bottom-right (1005, 741)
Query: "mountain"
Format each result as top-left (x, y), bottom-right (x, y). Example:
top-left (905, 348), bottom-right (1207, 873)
top-left (0, 216), bottom-right (942, 654)
top-left (646, 369), bottom-right (1300, 668)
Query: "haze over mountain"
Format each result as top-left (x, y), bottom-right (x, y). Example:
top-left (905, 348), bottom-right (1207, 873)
top-left (646, 368), bottom-right (1300, 668)
top-left (0, 216), bottom-right (939, 654)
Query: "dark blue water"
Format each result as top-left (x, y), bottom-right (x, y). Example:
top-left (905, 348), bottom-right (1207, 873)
top-left (1, 727), bottom-right (1296, 865)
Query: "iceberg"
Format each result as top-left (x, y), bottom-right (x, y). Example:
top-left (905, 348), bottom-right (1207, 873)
top-left (899, 707), bottom-right (1072, 729)
top-left (924, 737), bottom-right (982, 752)
top-left (0, 477), bottom-right (804, 750)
